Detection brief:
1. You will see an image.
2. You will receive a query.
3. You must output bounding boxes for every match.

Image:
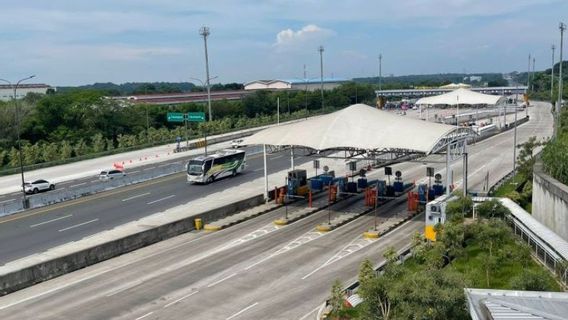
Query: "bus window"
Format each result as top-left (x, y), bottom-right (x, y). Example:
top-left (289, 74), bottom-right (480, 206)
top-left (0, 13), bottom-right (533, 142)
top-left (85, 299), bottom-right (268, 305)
top-left (203, 159), bottom-right (213, 174)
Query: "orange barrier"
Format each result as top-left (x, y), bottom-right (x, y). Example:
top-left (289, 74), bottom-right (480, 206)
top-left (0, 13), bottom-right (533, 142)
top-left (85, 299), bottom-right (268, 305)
top-left (329, 185), bottom-right (337, 202)
top-left (308, 191), bottom-right (312, 208)
top-left (407, 192), bottom-right (419, 212)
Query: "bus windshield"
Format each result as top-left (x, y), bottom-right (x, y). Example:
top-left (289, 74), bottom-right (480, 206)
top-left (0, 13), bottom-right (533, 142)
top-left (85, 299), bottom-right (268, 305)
top-left (187, 160), bottom-right (204, 175)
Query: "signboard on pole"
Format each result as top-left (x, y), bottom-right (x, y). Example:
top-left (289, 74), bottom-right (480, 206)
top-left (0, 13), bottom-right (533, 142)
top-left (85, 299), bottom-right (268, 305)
top-left (187, 112), bottom-right (206, 122)
top-left (167, 112), bottom-right (185, 122)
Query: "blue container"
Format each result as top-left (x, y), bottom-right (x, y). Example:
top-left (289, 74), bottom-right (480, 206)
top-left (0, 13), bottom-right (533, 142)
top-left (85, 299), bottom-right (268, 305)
top-left (347, 182), bottom-right (358, 193)
top-left (386, 185), bottom-right (395, 197)
top-left (418, 184), bottom-right (428, 203)
top-left (357, 178), bottom-right (368, 189)
top-left (320, 175), bottom-right (334, 186)
top-left (433, 184), bottom-right (444, 196)
top-left (310, 179), bottom-right (323, 191)
top-left (428, 188), bottom-right (436, 201)
top-left (376, 180), bottom-right (387, 197)
top-left (393, 181), bottom-right (404, 193)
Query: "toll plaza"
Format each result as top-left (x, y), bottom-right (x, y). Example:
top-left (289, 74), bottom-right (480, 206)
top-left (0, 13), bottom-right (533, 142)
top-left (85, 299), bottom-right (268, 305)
top-left (243, 103), bottom-right (476, 237)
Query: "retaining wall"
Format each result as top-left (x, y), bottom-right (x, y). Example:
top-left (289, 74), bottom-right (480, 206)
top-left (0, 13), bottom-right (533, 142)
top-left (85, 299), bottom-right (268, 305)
top-left (532, 160), bottom-right (568, 242)
top-left (0, 194), bottom-right (265, 296)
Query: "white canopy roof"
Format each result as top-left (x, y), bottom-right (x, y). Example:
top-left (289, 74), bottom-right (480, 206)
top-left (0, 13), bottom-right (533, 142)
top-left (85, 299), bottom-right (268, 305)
top-left (244, 104), bottom-right (469, 154)
top-left (415, 88), bottom-right (504, 105)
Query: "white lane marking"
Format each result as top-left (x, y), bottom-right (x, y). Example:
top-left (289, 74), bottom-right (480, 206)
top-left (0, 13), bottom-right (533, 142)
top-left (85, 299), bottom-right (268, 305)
top-left (135, 312), bottom-right (154, 320)
top-left (298, 305), bottom-right (321, 320)
top-left (207, 273), bottom-right (237, 288)
top-left (128, 170), bottom-right (140, 174)
top-left (90, 180), bottom-right (99, 183)
top-left (302, 218), bottom-right (414, 280)
top-left (219, 223), bottom-right (281, 252)
top-left (30, 214), bottom-right (73, 228)
top-left (144, 166), bottom-right (156, 170)
top-left (8, 192), bottom-right (20, 196)
top-left (158, 163), bottom-right (170, 167)
top-left (226, 302), bottom-right (259, 320)
top-left (58, 219), bottom-right (98, 232)
top-left (69, 182), bottom-right (87, 188)
top-left (253, 168), bottom-right (263, 172)
top-left (147, 195), bottom-right (175, 205)
top-left (105, 280), bottom-right (143, 297)
top-left (271, 155), bottom-right (283, 160)
top-left (122, 192), bottom-right (151, 202)
top-left (163, 290), bottom-right (199, 308)
top-left (0, 199), bottom-right (16, 204)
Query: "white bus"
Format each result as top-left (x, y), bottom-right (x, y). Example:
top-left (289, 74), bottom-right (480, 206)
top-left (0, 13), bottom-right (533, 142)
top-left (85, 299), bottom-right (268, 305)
top-left (187, 149), bottom-right (246, 184)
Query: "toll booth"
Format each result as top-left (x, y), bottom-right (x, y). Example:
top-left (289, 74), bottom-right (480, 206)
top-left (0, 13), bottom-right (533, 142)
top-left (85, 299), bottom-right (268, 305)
top-left (424, 194), bottom-right (456, 241)
top-left (288, 169), bottom-right (307, 196)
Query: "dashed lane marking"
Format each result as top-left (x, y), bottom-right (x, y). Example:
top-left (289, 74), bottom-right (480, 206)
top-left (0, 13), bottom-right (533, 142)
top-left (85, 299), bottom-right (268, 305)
top-left (30, 214), bottom-right (73, 228)
top-left (146, 195), bottom-right (175, 205)
top-left (226, 302), bottom-right (259, 320)
top-left (122, 192), bottom-right (151, 202)
top-left (58, 219), bottom-right (98, 232)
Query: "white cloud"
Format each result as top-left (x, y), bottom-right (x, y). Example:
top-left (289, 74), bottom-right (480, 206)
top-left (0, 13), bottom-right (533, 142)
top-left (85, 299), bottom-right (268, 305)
top-left (274, 24), bottom-right (335, 52)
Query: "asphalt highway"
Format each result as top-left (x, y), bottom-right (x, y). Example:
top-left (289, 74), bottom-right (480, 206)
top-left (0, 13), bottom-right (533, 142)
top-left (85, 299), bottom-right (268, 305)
top-left (0, 102), bottom-right (553, 320)
top-left (0, 148), bottom-right (310, 264)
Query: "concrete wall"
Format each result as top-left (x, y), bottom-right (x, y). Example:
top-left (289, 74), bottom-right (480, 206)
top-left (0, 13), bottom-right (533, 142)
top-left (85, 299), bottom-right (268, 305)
top-left (532, 160), bottom-right (568, 242)
top-left (0, 194), bottom-right (265, 296)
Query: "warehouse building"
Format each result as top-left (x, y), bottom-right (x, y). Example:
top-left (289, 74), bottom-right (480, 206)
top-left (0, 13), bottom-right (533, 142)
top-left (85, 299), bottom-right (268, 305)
top-left (0, 84), bottom-right (54, 101)
top-left (244, 78), bottom-right (349, 92)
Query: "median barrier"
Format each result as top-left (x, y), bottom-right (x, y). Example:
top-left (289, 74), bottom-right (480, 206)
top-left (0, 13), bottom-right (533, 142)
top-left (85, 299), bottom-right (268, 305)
top-left (0, 193), bottom-right (265, 296)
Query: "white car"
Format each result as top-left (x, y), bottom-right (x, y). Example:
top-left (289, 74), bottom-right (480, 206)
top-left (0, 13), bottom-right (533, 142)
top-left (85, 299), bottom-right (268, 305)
top-left (24, 179), bottom-right (55, 194)
top-left (231, 139), bottom-right (244, 149)
top-left (99, 169), bottom-right (126, 181)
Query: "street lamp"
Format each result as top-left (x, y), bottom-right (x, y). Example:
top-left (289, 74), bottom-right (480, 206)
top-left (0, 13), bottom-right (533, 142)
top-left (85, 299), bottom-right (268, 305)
top-left (199, 26), bottom-right (213, 122)
top-left (0, 75), bottom-right (36, 208)
top-left (552, 45), bottom-right (556, 104)
top-left (558, 22), bottom-right (566, 138)
top-left (190, 76), bottom-right (217, 156)
top-left (318, 45), bottom-right (324, 113)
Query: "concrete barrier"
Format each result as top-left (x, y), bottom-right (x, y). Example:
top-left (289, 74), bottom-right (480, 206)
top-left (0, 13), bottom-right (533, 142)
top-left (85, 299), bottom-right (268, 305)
top-left (0, 194), bottom-right (265, 296)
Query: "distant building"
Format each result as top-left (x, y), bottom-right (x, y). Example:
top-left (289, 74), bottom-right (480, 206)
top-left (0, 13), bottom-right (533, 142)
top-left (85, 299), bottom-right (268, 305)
top-left (244, 78), bottom-right (349, 92)
top-left (439, 83), bottom-right (471, 89)
top-left (463, 76), bottom-right (482, 82)
top-left (0, 84), bottom-right (54, 101)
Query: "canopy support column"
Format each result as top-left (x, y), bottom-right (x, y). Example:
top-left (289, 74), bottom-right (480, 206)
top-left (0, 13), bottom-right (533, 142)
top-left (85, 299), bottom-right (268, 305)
top-left (290, 146), bottom-right (295, 170)
top-left (446, 143), bottom-right (451, 196)
top-left (462, 139), bottom-right (468, 197)
top-left (263, 144), bottom-right (268, 201)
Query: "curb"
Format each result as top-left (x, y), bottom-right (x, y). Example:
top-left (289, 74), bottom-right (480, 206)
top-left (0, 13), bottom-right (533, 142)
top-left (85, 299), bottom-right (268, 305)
top-left (203, 203), bottom-right (282, 231)
top-left (362, 231), bottom-right (380, 239)
top-left (273, 218), bottom-right (289, 226)
top-left (315, 224), bottom-right (331, 232)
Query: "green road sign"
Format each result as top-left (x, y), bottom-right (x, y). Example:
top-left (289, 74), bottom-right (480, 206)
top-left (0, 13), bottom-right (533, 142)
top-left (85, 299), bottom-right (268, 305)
top-left (167, 112), bottom-right (185, 122)
top-left (187, 112), bottom-right (206, 122)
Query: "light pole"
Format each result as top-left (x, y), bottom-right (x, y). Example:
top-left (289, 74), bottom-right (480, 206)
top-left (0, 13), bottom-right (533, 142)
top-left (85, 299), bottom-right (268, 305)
top-left (190, 76), bottom-right (217, 156)
top-left (558, 22), bottom-right (566, 138)
top-left (552, 45), bottom-right (556, 103)
top-left (318, 45), bottom-right (324, 113)
top-left (532, 57), bottom-right (536, 92)
top-left (378, 54), bottom-right (383, 91)
top-left (199, 26), bottom-right (213, 122)
top-left (0, 75), bottom-right (36, 208)
top-left (527, 54), bottom-right (531, 94)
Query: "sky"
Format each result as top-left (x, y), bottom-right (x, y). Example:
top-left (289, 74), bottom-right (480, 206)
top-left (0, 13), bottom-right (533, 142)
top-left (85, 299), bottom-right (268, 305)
top-left (0, 0), bottom-right (566, 86)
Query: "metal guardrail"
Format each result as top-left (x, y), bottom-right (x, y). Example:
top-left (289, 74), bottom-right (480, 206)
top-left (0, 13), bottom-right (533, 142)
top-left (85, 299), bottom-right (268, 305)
top-left (0, 162), bottom-right (185, 217)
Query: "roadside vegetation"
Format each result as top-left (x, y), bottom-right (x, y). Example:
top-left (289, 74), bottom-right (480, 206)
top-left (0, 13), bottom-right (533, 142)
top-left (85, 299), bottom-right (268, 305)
top-left (541, 108), bottom-right (568, 185)
top-left (328, 196), bottom-right (562, 320)
top-left (0, 82), bottom-right (375, 172)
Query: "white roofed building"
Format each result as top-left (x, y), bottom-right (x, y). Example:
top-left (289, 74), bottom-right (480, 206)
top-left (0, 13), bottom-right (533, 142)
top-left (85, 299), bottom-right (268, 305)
top-left (0, 84), bottom-right (54, 101)
top-left (244, 78), bottom-right (349, 92)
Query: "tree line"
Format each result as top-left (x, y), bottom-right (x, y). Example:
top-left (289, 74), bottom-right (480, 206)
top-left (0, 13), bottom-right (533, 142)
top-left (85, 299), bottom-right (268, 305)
top-left (0, 82), bottom-right (376, 171)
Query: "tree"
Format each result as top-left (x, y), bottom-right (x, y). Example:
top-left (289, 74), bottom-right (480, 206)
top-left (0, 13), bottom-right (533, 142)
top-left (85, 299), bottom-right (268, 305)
top-left (358, 258), bottom-right (376, 287)
top-left (60, 140), bottom-right (73, 160)
top-left (389, 269), bottom-right (468, 319)
top-left (510, 269), bottom-right (551, 291)
top-left (445, 195), bottom-right (473, 221)
top-left (91, 133), bottom-right (106, 153)
top-left (437, 220), bottom-right (464, 258)
top-left (74, 138), bottom-right (89, 157)
top-left (329, 279), bottom-right (345, 316)
top-left (42, 142), bottom-right (60, 163)
top-left (516, 136), bottom-right (542, 179)
top-left (475, 199), bottom-right (510, 219)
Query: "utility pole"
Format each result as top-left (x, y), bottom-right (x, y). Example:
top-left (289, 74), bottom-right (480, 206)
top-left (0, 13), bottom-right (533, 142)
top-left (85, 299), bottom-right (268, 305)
top-left (378, 54), bottom-right (383, 91)
top-left (527, 54), bottom-right (531, 93)
top-left (0, 75), bottom-right (35, 209)
top-left (532, 57), bottom-right (536, 92)
top-left (304, 64), bottom-right (308, 114)
top-left (558, 22), bottom-right (566, 138)
top-left (199, 26), bottom-right (212, 122)
top-left (552, 45), bottom-right (556, 103)
top-left (319, 45), bottom-right (324, 113)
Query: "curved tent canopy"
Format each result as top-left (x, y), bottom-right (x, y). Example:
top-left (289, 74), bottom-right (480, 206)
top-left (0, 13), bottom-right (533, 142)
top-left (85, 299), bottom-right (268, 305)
top-left (244, 104), bottom-right (473, 155)
top-left (415, 88), bottom-right (504, 106)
